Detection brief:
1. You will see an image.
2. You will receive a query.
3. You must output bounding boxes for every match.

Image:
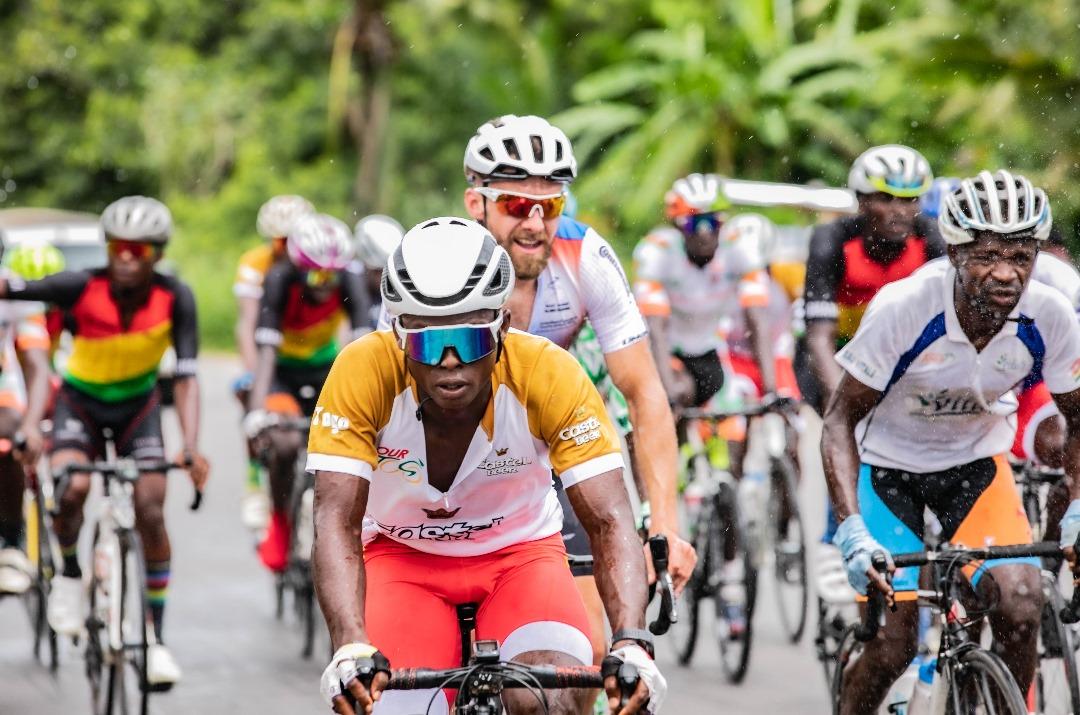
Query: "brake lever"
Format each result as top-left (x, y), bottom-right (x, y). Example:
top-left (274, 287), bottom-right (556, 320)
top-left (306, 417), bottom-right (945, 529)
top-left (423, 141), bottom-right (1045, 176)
top-left (854, 551), bottom-right (891, 641)
top-left (647, 535), bottom-right (677, 635)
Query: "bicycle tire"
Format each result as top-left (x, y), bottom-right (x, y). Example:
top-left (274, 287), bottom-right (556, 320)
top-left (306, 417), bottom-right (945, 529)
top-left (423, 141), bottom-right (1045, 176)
top-left (1033, 574), bottom-right (1080, 715)
top-left (87, 523), bottom-right (110, 714)
top-left (946, 648), bottom-right (1028, 715)
top-left (117, 531), bottom-right (151, 712)
top-left (768, 454), bottom-right (808, 644)
top-left (713, 482), bottom-right (755, 684)
top-left (670, 480), bottom-right (710, 664)
top-left (829, 625), bottom-right (861, 715)
top-left (26, 478), bottom-right (59, 671)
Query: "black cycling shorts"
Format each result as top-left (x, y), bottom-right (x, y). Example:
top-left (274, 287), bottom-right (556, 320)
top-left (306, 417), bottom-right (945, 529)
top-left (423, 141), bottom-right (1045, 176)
top-left (52, 383), bottom-right (165, 461)
top-left (268, 362), bottom-right (334, 417)
top-left (673, 350), bottom-right (725, 407)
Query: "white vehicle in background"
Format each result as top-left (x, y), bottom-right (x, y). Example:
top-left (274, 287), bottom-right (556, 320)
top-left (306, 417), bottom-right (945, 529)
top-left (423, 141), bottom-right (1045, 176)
top-left (0, 208), bottom-right (178, 404)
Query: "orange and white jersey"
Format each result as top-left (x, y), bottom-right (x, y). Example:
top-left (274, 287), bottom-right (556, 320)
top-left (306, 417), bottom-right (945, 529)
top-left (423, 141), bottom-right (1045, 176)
top-left (306, 329), bottom-right (624, 557)
top-left (233, 244), bottom-right (278, 300)
top-left (633, 213), bottom-right (772, 356)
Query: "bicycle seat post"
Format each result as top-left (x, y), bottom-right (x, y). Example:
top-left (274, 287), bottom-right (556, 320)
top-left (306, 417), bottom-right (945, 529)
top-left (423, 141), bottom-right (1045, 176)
top-left (456, 602), bottom-right (479, 667)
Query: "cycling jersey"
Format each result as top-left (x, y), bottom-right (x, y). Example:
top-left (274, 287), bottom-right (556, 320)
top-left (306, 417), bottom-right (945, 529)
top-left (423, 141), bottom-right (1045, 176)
top-left (568, 321), bottom-right (631, 436)
top-left (254, 262), bottom-right (369, 368)
top-left (7, 270), bottom-right (198, 403)
top-left (633, 213), bottom-right (772, 356)
top-left (0, 291), bottom-right (50, 410)
top-left (306, 329), bottom-right (623, 557)
top-left (233, 243), bottom-right (282, 300)
top-left (835, 265), bottom-right (1080, 473)
top-left (804, 215), bottom-right (945, 347)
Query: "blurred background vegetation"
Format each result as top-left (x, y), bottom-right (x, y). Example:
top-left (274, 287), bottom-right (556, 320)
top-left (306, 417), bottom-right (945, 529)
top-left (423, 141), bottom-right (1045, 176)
top-left (3, 0), bottom-right (1079, 345)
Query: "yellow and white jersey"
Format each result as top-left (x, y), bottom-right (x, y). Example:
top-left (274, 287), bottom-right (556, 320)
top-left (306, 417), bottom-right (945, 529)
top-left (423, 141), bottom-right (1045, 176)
top-left (306, 329), bottom-right (624, 557)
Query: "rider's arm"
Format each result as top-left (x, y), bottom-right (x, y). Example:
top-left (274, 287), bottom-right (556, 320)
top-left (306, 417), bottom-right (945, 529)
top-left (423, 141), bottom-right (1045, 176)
top-left (313, 470), bottom-right (372, 648)
top-left (729, 215), bottom-right (777, 394)
top-left (1053, 389), bottom-right (1080, 502)
top-left (307, 336), bottom-right (395, 648)
top-left (14, 314), bottom-right (51, 438)
top-left (235, 296), bottom-right (260, 373)
top-left (247, 264), bottom-right (289, 413)
top-left (0, 270), bottom-right (91, 306)
top-left (821, 374), bottom-right (881, 519)
top-left (565, 471), bottom-right (648, 631)
top-left (170, 279), bottom-right (201, 454)
top-left (803, 222), bottom-right (847, 400)
top-left (631, 247), bottom-right (681, 400)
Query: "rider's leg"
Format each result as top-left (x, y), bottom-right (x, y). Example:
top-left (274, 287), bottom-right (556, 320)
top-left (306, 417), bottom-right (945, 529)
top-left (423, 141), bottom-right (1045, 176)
top-left (50, 449), bottom-right (93, 578)
top-left (257, 392), bottom-right (303, 572)
top-left (981, 563), bottom-right (1042, 693)
top-left (839, 601), bottom-right (919, 715)
top-left (134, 473), bottom-right (169, 640)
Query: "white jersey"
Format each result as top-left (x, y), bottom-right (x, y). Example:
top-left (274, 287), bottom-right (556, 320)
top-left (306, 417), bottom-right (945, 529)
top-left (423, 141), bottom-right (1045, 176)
top-left (633, 213), bottom-right (772, 356)
top-left (836, 265), bottom-right (1080, 473)
top-left (378, 217), bottom-right (647, 354)
top-left (306, 330), bottom-right (624, 557)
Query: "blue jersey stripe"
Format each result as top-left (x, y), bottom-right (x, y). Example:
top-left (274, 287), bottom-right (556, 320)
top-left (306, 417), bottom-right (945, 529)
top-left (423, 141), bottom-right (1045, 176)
top-left (556, 216), bottom-right (588, 240)
top-left (883, 313), bottom-right (947, 396)
top-left (1016, 314), bottom-right (1045, 390)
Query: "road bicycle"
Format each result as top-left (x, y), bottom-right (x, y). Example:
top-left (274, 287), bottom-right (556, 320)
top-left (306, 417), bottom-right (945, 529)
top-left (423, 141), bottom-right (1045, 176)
top-left (54, 438), bottom-right (200, 715)
top-left (833, 542), bottom-right (1080, 715)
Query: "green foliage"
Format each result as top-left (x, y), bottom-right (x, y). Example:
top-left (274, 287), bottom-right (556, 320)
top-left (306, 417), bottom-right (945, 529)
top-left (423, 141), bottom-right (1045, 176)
top-left (3, 0), bottom-right (1080, 346)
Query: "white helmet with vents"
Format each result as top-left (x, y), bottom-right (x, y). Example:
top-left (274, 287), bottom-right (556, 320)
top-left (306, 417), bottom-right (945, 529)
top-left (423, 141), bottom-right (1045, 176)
top-left (938, 170), bottom-right (1052, 245)
top-left (257, 195), bottom-right (315, 240)
top-left (381, 217), bottom-right (514, 317)
top-left (464, 115), bottom-right (577, 184)
top-left (354, 214), bottom-right (405, 270)
top-left (101, 196), bottom-right (173, 244)
top-left (847, 144), bottom-right (933, 197)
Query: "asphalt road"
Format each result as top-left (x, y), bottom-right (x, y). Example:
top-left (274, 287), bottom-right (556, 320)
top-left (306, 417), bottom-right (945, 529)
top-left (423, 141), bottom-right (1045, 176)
top-left (0, 355), bottom-right (832, 714)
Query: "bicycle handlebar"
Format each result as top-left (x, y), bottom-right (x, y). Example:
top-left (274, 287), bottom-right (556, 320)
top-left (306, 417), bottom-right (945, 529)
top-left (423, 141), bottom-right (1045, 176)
top-left (384, 664), bottom-right (609, 690)
top-left (677, 395), bottom-right (799, 422)
top-left (54, 460), bottom-right (204, 512)
top-left (854, 552), bottom-right (889, 642)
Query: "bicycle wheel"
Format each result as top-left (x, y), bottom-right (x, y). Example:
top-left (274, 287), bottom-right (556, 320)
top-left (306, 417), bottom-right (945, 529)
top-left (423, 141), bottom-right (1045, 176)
top-left (815, 597), bottom-right (851, 692)
top-left (670, 494), bottom-right (710, 665)
top-left (946, 648), bottom-right (1028, 715)
top-left (767, 454), bottom-right (808, 643)
top-left (87, 524), bottom-right (111, 713)
top-left (119, 531), bottom-right (150, 713)
top-left (829, 625), bottom-right (862, 715)
top-left (1032, 573), bottom-right (1080, 715)
top-left (712, 482), bottom-right (756, 684)
top-left (25, 478), bottom-right (59, 671)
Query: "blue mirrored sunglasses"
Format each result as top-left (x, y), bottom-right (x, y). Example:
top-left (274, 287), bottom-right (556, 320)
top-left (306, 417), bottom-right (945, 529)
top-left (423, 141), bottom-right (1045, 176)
top-left (674, 212), bottom-right (722, 237)
top-left (396, 317), bottom-right (501, 366)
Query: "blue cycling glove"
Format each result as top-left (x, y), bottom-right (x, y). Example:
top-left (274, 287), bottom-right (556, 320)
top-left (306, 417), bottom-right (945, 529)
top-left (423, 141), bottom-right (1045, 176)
top-left (232, 371), bottom-right (254, 393)
top-left (1059, 500), bottom-right (1080, 550)
top-left (832, 514), bottom-right (889, 596)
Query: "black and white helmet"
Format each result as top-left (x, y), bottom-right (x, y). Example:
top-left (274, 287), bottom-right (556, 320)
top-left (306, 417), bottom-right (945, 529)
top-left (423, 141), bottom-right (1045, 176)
top-left (101, 196), bottom-right (173, 244)
top-left (257, 195), bottom-right (315, 240)
top-left (464, 115), bottom-right (577, 184)
top-left (938, 170), bottom-right (1052, 245)
top-left (847, 144), bottom-right (933, 198)
top-left (381, 217), bottom-right (514, 318)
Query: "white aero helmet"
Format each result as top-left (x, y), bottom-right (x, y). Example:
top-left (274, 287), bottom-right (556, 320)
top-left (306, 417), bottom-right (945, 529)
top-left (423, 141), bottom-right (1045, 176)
top-left (257, 194), bottom-right (315, 239)
top-left (847, 144), bottom-right (933, 198)
top-left (101, 196), bottom-right (173, 244)
top-left (938, 170), bottom-right (1052, 245)
top-left (354, 214), bottom-right (405, 270)
top-left (463, 115), bottom-right (577, 184)
top-left (381, 217), bottom-right (514, 318)
top-left (286, 213), bottom-right (355, 271)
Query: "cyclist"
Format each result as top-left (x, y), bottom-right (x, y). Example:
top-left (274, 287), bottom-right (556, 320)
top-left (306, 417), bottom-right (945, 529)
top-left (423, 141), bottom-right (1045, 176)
top-left (822, 170), bottom-right (1080, 713)
top-left (243, 213), bottom-right (369, 573)
top-left (802, 144), bottom-right (943, 414)
top-left (234, 195), bottom-right (315, 530)
top-left (459, 115), bottom-right (694, 665)
top-left (4, 241), bottom-right (66, 359)
top-left (0, 244), bottom-right (52, 595)
top-left (633, 173), bottom-right (794, 632)
top-left (0, 196), bottom-right (210, 687)
top-left (311, 218), bottom-right (663, 715)
top-left (353, 214), bottom-right (404, 329)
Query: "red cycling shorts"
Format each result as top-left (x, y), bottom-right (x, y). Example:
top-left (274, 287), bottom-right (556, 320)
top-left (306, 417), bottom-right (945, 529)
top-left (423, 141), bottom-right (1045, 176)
top-left (364, 533), bottom-right (592, 713)
top-left (727, 351), bottom-right (801, 401)
top-left (1011, 380), bottom-right (1059, 463)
